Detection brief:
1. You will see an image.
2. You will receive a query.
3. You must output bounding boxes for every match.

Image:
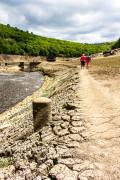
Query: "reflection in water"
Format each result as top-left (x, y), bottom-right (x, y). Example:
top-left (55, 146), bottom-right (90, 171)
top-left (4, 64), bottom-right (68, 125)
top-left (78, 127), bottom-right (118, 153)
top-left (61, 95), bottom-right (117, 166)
top-left (0, 72), bottom-right (43, 113)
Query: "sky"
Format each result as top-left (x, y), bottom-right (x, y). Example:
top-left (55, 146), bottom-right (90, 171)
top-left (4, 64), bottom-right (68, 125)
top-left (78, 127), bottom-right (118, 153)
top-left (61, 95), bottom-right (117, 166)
top-left (0, 0), bottom-right (120, 43)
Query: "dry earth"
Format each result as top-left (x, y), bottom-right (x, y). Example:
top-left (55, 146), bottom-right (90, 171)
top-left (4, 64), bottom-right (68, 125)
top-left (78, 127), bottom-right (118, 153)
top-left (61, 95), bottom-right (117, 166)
top-left (0, 60), bottom-right (120, 179)
top-left (77, 69), bottom-right (120, 179)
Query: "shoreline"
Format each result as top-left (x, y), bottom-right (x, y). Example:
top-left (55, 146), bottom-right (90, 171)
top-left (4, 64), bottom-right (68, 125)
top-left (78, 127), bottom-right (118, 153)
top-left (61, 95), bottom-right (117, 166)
top-left (0, 70), bottom-right (44, 114)
top-left (0, 60), bottom-right (81, 179)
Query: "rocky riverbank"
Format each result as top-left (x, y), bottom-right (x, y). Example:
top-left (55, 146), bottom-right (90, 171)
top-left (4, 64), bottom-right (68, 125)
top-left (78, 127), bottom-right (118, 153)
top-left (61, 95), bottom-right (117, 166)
top-left (0, 60), bottom-right (88, 179)
top-left (1, 59), bottom-right (120, 179)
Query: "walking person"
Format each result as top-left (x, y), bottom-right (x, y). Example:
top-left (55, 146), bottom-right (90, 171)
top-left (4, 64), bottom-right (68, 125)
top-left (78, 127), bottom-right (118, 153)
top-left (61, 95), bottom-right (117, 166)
top-left (86, 54), bottom-right (92, 69)
top-left (80, 54), bottom-right (86, 69)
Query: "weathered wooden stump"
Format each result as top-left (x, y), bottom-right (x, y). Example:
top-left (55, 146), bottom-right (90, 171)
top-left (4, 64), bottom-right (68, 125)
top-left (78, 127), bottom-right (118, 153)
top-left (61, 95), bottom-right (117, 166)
top-left (33, 97), bottom-right (52, 131)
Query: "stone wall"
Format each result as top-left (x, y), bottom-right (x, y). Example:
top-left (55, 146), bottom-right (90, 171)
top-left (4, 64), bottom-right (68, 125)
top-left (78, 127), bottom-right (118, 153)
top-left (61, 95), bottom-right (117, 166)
top-left (0, 54), bottom-right (74, 63)
top-left (0, 54), bottom-right (46, 63)
top-left (0, 95), bottom-right (33, 144)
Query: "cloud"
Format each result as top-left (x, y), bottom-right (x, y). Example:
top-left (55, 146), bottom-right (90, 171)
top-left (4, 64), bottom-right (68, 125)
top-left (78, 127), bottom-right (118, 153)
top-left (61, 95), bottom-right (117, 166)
top-left (0, 0), bottom-right (120, 43)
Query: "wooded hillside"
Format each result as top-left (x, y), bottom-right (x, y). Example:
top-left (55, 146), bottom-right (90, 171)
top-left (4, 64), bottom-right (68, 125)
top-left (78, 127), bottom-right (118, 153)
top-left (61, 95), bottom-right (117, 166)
top-left (0, 24), bottom-right (114, 57)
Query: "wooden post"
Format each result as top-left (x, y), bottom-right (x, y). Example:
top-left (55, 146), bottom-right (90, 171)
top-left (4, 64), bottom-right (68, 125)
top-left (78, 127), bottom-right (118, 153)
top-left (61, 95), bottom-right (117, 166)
top-left (33, 97), bottom-right (52, 131)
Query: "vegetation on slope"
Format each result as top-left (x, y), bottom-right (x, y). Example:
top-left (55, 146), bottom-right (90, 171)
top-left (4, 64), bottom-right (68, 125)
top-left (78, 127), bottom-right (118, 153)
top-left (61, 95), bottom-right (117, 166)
top-left (0, 23), bottom-right (113, 57)
top-left (112, 38), bottom-right (120, 49)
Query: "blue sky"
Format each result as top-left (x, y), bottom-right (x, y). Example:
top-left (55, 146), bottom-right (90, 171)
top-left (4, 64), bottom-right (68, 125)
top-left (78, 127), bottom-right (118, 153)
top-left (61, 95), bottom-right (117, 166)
top-left (0, 0), bottom-right (120, 43)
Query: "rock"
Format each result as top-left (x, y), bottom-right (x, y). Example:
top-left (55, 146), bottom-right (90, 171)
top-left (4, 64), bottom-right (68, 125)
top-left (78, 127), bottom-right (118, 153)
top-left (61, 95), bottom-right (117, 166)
top-left (58, 137), bottom-right (74, 147)
top-left (58, 158), bottom-right (83, 168)
top-left (24, 169), bottom-right (32, 180)
top-left (55, 128), bottom-right (69, 137)
top-left (41, 130), bottom-right (55, 142)
top-left (52, 115), bottom-right (62, 121)
top-left (7, 165), bottom-right (15, 174)
top-left (26, 150), bottom-right (32, 159)
top-left (56, 146), bottom-right (73, 158)
top-left (71, 116), bottom-right (81, 121)
top-left (69, 134), bottom-right (83, 142)
top-left (60, 122), bottom-right (69, 128)
top-left (50, 121), bottom-right (63, 126)
top-left (29, 162), bottom-right (37, 171)
top-left (49, 164), bottom-right (78, 180)
top-left (69, 127), bottom-right (85, 134)
top-left (0, 172), bottom-right (5, 179)
top-left (42, 176), bottom-right (51, 180)
top-left (47, 147), bottom-right (57, 159)
top-left (78, 170), bottom-right (95, 179)
top-left (63, 102), bottom-right (77, 110)
top-left (15, 174), bottom-right (25, 180)
top-left (71, 121), bottom-right (83, 127)
top-left (53, 126), bottom-right (62, 134)
top-left (35, 176), bottom-right (42, 180)
top-left (78, 169), bottom-right (105, 179)
top-left (38, 163), bottom-right (48, 175)
top-left (15, 160), bottom-right (28, 170)
top-left (78, 176), bottom-right (88, 180)
top-left (73, 161), bottom-right (94, 172)
top-left (66, 141), bottom-right (81, 148)
top-left (67, 111), bottom-right (77, 116)
top-left (61, 115), bottom-right (70, 121)
top-left (45, 159), bottom-right (53, 167)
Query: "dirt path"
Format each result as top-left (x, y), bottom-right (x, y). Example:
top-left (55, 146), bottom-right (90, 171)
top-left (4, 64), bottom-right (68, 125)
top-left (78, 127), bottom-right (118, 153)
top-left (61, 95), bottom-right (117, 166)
top-left (77, 69), bottom-right (120, 179)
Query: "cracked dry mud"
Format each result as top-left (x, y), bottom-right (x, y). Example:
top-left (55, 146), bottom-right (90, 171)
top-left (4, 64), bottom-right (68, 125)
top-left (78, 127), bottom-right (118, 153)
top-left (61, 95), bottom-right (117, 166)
top-left (0, 66), bottom-right (120, 180)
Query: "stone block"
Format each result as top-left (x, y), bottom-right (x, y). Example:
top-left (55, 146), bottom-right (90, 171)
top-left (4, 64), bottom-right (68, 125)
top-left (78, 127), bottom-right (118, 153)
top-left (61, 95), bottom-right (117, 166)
top-left (33, 97), bottom-right (52, 131)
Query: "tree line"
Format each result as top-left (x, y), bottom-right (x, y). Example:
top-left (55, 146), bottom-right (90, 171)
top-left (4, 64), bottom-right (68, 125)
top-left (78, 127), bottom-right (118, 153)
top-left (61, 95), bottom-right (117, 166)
top-left (112, 38), bottom-right (120, 49)
top-left (0, 23), bottom-right (114, 57)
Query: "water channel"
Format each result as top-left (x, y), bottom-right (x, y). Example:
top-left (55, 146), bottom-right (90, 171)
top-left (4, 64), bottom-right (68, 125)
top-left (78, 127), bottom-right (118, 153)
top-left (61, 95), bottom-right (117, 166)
top-left (0, 72), bottom-right (43, 113)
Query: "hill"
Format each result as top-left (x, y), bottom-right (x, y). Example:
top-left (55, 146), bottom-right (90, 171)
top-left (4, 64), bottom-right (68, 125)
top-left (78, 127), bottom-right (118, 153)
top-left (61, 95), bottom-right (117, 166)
top-left (112, 38), bottom-right (120, 49)
top-left (0, 23), bottom-right (114, 57)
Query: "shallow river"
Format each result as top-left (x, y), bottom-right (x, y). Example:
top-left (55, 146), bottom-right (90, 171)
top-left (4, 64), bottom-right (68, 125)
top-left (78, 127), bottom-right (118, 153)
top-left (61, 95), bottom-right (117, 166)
top-left (0, 72), bottom-right (43, 113)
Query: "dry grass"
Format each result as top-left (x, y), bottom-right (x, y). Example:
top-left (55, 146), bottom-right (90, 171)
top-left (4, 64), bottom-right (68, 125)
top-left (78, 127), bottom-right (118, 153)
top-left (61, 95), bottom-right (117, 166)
top-left (90, 55), bottom-right (120, 78)
top-left (37, 60), bottom-right (78, 76)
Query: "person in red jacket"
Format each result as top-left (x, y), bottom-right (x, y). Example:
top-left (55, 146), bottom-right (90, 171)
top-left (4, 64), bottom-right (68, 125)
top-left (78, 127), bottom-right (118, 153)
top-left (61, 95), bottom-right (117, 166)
top-left (86, 55), bottom-right (92, 69)
top-left (80, 54), bottom-right (86, 69)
